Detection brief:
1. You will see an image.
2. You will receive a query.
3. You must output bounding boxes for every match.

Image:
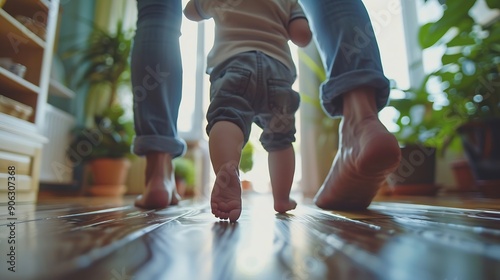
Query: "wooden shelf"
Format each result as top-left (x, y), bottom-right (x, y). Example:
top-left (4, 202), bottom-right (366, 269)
top-left (49, 79), bottom-right (76, 99)
top-left (0, 150), bottom-right (31, 175)
top-left (3, 0), bottom-right (50, 22)
top-left (40, 0), bottom-right (50, 11)
top-left (0, 122), bottom-right (46, 150)
top-left (0, 66), bottom-right (40, 94)
top-left (0, 173), bottom-right (33, 191)
top-left (0, 0), bottom-right (59, 204)
top-left (0, 9), bottom-right (46, 49)
top-left (7, 0), bottom-right (49, 11)
top-left (0, 112), bottom-right (37, 133)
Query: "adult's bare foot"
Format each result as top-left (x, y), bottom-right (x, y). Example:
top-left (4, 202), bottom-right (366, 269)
top-left (135, 153), bottom-right (180, 209)
top-left (314, 89), bottom-right (401, 210)
top-left (211, 163), bottom-right (242, 222)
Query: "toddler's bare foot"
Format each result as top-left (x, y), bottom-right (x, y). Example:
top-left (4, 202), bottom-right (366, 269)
top-left (314, 116), bottom-right (401, 210)
top-left (211, 163), bottom-right (242, 222)
top-left (274, 198), bottom-right (297, 213)
top-left (135, 153), bottom-right (179, 209)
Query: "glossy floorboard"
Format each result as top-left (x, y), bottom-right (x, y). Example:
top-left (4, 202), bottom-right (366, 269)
top-left (1, 192), bottom-right (500, 280)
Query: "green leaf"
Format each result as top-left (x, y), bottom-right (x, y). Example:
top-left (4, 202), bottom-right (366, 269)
top-left (419, 22), bottom-right (445, 48)
top-left (438, 0), bottom-right (475, 28)
top-left (446, 31), bottom-right (475, 48)
top-left (441, 52), bottom-right (463, 65)
top-left (485, 0), bottom-right (500, 9)
top-left (174, 158), bottom-right (196, 185)
top-left (240, 141), bottom-right (254, 173)
top-left (419, 1), bottom-right (476, 48)
top-left (298, 50), bottom-right (326, 81)
top-left (299, 93), bottom-right (322, 111)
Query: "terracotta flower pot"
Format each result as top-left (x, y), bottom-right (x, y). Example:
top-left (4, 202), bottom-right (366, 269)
top-left (457, 119), bottom-right (500, 181)
top-left (450, 159), bottom-right (476, 192)
top-left (387, 144), bottom-right (438, 195)
top-left (88, 158), bottom-right (131, 196)
top-left (457, 118), bottom-right (500, 197)
top-left (241, 180), bottom-right (253, 191)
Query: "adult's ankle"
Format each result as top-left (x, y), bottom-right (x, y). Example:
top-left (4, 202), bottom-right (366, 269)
top-left (146, 152), bottom-right (173, 175)
top-left (342, 87), bottom-right (379, 122)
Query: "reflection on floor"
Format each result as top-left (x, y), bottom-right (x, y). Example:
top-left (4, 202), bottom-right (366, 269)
top-left (1, 192), bottom-right (500, 280)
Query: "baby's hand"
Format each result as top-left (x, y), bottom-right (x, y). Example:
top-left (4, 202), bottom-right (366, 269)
top-left (288, 18), bottom-right (312, 47)
top-left (184, 1), bottom-right (204, 21)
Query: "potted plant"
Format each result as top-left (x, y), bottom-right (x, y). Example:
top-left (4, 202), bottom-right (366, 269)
top-left (68, 105), bottom-right (134, 196)
top-left (64, 19), bottom-right (133, 126)
top-left (240, 141), bottom-right (254, 191)
top-left (65, 19), bottom-right (135, 196)
top-left (386, 88), bottom-right (440, 195)
top-left (418, 0), bottom-right (500, 196)
top-left (173, 157), bottom-right (196, 197)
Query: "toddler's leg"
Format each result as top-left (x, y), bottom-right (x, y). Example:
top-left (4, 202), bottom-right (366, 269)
top-left (269, 146), bottom-right (297, 213)
top-left (209, 121), bottom-right (244, 222)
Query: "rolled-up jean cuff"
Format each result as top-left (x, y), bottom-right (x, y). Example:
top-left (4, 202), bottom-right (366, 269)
top-left (320, 69), bottom-right (390, 118)
top-left (132, 135), bottom-right (187, 158)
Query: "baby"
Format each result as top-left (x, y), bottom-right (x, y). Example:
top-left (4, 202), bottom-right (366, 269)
top-left (184, 0), bottom-right (312, 222)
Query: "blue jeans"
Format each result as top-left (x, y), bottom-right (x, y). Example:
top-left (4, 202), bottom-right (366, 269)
top-left (207, 51), bottom-right (300, 152)
top-left (131, 0), bottom-right (186, 157)
top-left (299, 0), bottom-right (390, 117)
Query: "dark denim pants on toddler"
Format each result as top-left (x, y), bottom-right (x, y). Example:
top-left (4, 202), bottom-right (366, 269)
top-left (206, 51), bottom-right (300, 152)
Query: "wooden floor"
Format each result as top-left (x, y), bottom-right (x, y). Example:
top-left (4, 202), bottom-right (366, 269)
top-left (1, 191), bottom-right (500, 280)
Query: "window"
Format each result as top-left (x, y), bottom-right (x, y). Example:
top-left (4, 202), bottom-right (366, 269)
top-left (362, 0), bottom-right (413, 132)
top-left (178, 7), bottom-right (206, 142)
top-left (120, 0), bottom-right (207, 141)
top-left (373, 0), bottom-right (499, 123)
top-left (362, 0), bottom-right (448, 131)
top-left (365, 0), bottom-right (411, 90)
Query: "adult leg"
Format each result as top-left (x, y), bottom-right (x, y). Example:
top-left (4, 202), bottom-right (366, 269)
top-left (316, 87), bottom-right (401, 209)
top-left (300, 0), bottom-right (401, 209)
top-left (131, 0), bottom-right (186, 209)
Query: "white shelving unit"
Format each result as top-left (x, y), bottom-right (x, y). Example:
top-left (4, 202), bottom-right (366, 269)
top-left (0, 0), bottom-right (60, 203)
top-left (41, 79), bottom-right (76, 185)
top-left (49, 78), bottom-right (76, 99)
